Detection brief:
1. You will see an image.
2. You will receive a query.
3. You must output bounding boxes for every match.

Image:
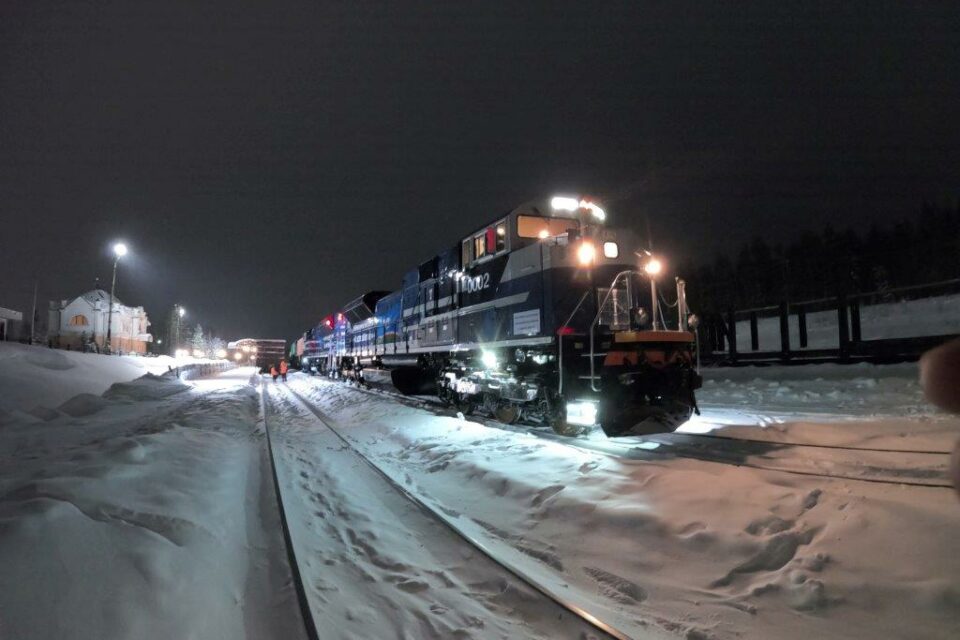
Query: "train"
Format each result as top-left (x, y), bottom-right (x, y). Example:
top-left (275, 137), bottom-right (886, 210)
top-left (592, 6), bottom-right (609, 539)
top-left (298, 196), bottom-right (702, 437)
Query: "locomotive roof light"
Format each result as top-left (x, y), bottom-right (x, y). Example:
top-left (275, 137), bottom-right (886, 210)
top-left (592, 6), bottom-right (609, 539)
top-left (550, 196), bottom-right (606, 222)
top-left (550, 196), bottom-right (580, 211)
top-left (581, 201), bottom-right (606, 221)
top-left (577, 240), bottom-right (597, 266)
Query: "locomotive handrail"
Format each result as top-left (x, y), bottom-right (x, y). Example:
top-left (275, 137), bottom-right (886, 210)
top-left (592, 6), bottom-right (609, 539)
top-left (557, 290), bottom-right (591, 396)
top-left (589, 270), bottom-right (638, 392)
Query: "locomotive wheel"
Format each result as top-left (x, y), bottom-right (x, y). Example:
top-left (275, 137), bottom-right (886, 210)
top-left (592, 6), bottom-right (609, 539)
top-left (456, 395), bottom-right (476, 416)
top-left (550, 416), bottom-right (588, 437)
top-left (495, 403), bottom-right (522, 424)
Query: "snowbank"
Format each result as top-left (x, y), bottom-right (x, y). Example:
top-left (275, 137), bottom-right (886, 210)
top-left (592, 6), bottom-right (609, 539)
top-left (0, 367), bottom-right (304, 640)
top-left (0, 342), bottom-right (223, 419)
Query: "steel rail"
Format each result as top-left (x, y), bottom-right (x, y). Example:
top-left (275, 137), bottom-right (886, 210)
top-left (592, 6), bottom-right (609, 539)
top-left (256, 381), bottom-right (320, 640)
top-left (279, 385), bottom-right (631, 640)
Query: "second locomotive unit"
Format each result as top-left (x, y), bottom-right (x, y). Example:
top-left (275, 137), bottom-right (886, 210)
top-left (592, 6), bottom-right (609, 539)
top-left (301, 196), bottom-right (701, 437)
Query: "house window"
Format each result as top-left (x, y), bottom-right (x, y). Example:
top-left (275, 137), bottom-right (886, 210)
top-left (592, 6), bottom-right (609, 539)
top-left (69, 314), bottom-right (89, 326)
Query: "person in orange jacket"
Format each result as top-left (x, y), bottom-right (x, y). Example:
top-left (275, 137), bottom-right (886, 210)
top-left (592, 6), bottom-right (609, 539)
top-left (270, 364), bottom-right (279, 382)
top-left (279, 359), bottom-right (289, 382)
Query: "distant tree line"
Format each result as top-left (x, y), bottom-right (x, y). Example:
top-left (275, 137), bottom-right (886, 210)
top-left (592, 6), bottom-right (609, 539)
top-left (682, 203), bottom-right (960, 313)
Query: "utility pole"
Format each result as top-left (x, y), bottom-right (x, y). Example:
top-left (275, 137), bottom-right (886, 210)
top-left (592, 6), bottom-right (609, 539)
top-left (30, 280), bottom-right (37, 344)
top-left (106, 243), bottom-right (127, 354)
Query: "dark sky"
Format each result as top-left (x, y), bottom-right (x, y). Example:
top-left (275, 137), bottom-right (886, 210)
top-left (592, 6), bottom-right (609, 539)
top-left (2, 1), bottom-right (958, 340)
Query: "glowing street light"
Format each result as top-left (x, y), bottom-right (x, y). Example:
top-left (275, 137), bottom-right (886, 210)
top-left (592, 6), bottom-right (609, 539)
top-left (172, 304), bottom-right (187, 356)
top-left (106, 241), bottom-right (129, 354)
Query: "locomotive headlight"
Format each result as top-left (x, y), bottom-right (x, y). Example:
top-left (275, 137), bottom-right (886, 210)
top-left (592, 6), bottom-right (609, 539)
top-left (577, 241), bottom-right (597, 265)
top-left (481, 349), bottom-right (498, 369)
top-left (644, 257), bottom-right (663, 276)
top-left (566, 401), bottom-right (598, 426)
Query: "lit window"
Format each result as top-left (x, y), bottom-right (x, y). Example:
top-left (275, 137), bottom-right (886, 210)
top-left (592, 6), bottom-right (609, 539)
top-left (517, 215), bottom-right (577, 239)
top-left (603, 242), bottom-right (619, 258)
top-left (474, 235), bottom-right (486, 260)
top-left (69, 314), bottom-right (89, 326)
top-left (461, 239), bottom-right (472, 265)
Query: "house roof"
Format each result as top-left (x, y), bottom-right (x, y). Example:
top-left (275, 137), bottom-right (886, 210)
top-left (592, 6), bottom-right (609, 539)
top-left (78, 289), bottom-right (125, 307)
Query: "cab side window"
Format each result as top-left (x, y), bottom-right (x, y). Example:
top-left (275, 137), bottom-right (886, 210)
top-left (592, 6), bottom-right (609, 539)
top-left (474, 234), bottom-right (486, 260)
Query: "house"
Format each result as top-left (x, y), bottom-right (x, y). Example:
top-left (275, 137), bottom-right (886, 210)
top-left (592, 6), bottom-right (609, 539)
top-left (0, 306), bottom-right (23, 342)
top-left (48, 289), bottom-right (152, 354)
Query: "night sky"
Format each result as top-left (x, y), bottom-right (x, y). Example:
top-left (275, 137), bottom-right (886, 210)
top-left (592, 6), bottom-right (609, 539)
top-left (2, 1), bottom-right (958, 341)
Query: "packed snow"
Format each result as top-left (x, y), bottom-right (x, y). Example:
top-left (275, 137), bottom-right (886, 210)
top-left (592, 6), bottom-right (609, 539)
top-left (1, 342), bottom-right (959, 640)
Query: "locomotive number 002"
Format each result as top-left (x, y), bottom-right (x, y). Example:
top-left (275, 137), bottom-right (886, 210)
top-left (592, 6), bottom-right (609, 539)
top-left (461, 272), bottom-right (491, 293)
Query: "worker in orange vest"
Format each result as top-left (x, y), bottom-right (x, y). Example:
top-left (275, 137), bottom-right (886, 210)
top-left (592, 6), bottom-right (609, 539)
top-left (279, 359), bottom-right (289, 382)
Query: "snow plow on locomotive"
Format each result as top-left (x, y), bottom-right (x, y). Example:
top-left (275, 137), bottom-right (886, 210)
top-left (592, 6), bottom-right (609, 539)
top-left (301, 196), bottom-right (702, 437)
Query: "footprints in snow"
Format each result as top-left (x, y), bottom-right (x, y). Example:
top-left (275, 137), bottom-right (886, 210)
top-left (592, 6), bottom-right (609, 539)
top-left (583, 566), bottom-right (648, 605)
top-left (713, 487), bottom-right (833, 611)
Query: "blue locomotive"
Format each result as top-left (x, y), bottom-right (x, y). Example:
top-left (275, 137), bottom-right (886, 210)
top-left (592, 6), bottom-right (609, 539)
top-left (300, 196), bottom-right (701, 437)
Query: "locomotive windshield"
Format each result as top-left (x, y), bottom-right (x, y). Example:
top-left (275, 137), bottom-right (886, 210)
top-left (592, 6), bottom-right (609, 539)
top-left (517, 215), bottom-right (578, 239)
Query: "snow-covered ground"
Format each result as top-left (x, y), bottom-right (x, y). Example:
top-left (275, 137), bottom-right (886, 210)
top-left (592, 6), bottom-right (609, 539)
top-left (0, 366), bottom-right (307, 640)
top-left (286, 368), bottom-right (960, 640)
top-left (2, 343), bottom-right (959, 639)
top-left (733, 292), bottom-right (960, 352)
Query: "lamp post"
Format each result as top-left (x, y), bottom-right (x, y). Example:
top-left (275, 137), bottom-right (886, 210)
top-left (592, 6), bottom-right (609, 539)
top-left (174, 305), bottom-right (186, 355)
top-left (106, 242), bottom-right (127, 354)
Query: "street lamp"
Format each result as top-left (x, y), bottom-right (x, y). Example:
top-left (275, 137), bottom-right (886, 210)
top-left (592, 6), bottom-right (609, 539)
top-left (106, 242), bottom-right (128, 354)
top-left (173, 304), bottom-right (186, 355)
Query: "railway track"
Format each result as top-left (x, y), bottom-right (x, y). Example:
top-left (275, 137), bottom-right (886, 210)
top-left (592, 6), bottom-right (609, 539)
top-left (258, 378), bottom-right (627, 640)
top-left (301, 376), bottom-right (954, 489)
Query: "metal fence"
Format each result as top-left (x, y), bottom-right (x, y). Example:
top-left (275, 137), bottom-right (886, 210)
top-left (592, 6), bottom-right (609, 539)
top-left (699, 279), bottom-right (960, 365)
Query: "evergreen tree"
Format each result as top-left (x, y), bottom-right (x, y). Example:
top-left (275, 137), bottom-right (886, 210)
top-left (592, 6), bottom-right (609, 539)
top-left (190, 324), bottom-right (207, 354)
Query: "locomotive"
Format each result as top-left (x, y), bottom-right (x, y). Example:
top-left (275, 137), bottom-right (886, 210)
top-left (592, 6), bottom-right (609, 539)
top-left (300, 196), bottom-right (701, 437)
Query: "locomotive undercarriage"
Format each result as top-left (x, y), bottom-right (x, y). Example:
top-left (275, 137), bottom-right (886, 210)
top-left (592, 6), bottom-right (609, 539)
top-left (431, 337), bottom-right (701, 437)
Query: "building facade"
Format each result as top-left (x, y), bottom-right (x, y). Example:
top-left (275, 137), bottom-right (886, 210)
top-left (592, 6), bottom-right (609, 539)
top-left (48, 289), bottom-right (152, 353)
top-left (0, 306), bottom-right (23, 342)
